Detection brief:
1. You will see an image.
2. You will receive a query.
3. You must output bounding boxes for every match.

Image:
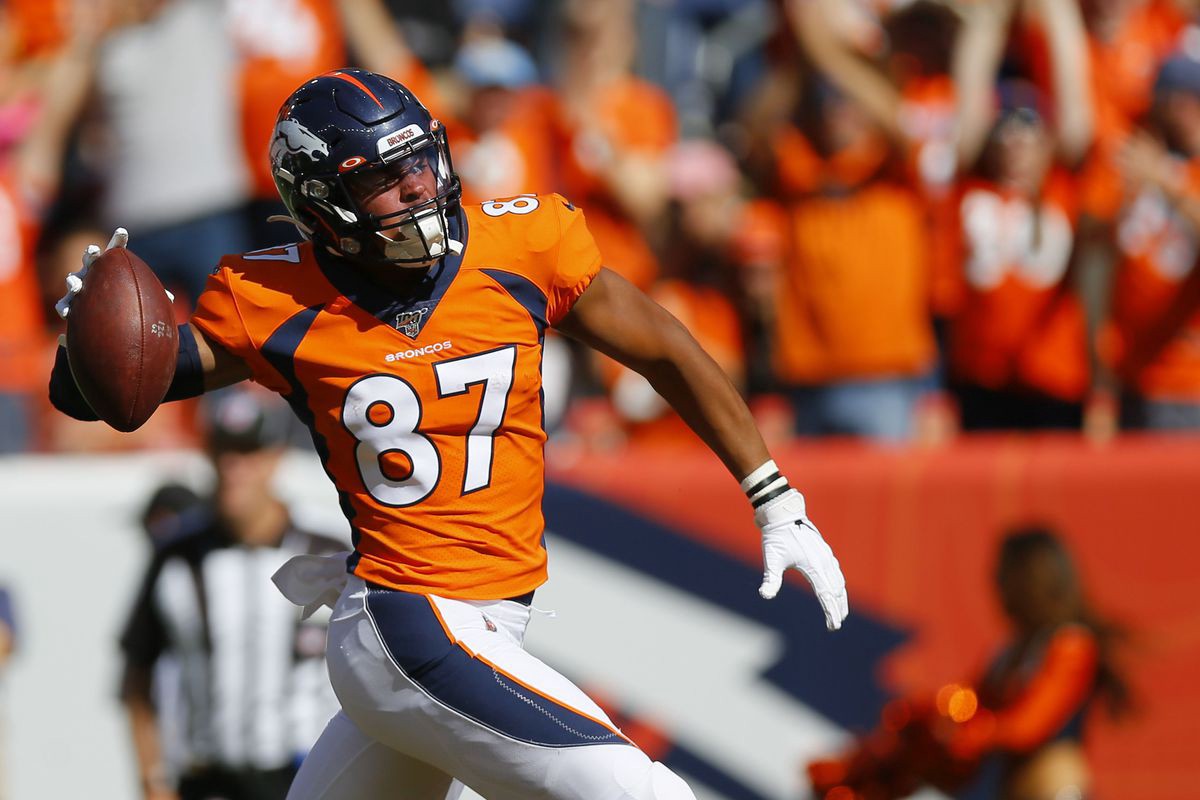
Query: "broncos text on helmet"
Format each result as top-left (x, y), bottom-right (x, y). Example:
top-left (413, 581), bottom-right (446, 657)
top-left (269, 69), bottom-right (463, 268)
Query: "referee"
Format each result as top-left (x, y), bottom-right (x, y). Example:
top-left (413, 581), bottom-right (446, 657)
top-left (119, 388), bottom-right (344, 800)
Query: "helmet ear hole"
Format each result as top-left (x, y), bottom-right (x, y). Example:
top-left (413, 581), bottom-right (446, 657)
top-left (303, 180), bottom-right (330, 199)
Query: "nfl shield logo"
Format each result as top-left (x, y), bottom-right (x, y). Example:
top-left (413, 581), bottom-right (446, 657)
top-left (394, 308), bottom-right (427, 338)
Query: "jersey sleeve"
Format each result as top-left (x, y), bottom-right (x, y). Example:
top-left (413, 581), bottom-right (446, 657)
top-left (192, 263), bottom-right (256, 363)
top-left (190, 261), bottom-right (290, 394)
top-left (547, 195), bottom-right (603, 325)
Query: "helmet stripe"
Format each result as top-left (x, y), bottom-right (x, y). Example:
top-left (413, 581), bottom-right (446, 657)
top-left (328, 71), bottom-right (385, 109)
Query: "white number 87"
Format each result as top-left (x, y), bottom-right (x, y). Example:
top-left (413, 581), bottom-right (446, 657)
top-left (341, 347), bottom-right (517, 506)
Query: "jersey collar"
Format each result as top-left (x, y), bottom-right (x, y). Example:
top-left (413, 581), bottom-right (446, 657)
top-left (314, 207), bottom-right (469, 339)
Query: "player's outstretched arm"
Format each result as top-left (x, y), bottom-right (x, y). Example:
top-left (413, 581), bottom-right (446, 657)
top-left (560, 268), bottom-right (766, 477)
top-left (558, 268), bottom-right (848, 628)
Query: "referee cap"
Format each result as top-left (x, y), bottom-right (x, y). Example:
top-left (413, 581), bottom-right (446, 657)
top-left (203, 387), bottom-right (292, 453)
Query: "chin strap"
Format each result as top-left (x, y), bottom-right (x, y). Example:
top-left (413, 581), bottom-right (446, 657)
top-left (266, 214), bottom-right (314, 238)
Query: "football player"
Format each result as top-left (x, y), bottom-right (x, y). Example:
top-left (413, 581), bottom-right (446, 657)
top-left (51, 70), bottom-right (848, 800)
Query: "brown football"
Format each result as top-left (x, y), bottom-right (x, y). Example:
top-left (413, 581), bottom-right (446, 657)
top-left (65, 247), bottom-right (178, 432)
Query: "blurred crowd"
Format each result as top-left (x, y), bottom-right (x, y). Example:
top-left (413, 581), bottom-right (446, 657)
top-left (6, 0), bottom-right (1200, 453)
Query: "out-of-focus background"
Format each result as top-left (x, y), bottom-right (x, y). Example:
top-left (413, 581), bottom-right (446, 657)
top-left (1, 0), bottom-right (1199, 798)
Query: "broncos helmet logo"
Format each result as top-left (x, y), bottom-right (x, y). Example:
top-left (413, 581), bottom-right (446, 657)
top-left (270, 118), bottom-right (331, 167)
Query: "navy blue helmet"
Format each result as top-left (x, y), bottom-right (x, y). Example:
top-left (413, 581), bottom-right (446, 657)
top-left (269, 69), bottom-right (462, 267)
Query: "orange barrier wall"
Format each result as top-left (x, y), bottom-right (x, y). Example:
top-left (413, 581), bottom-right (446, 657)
top-left (550, 433), bottom-right (1200, 800)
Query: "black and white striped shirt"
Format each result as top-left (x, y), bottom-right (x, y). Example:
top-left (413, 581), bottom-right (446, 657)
top-left (120, 514), bottom-right (344, 772)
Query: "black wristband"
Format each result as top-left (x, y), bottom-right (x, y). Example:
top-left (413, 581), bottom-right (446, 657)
top-left (47, 344), bottom-right (100, 421)
top-left (751, 483), bottom-right (791, 509)
top-left (163, 324), bottom-right (204, 402)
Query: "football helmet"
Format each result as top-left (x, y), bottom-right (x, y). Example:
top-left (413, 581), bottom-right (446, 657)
top-left (269, 69), bottom-right (463, 267)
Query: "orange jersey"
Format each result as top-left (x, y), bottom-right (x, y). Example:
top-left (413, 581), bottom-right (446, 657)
top-left (768, 126), bottom-right (933, 383)
top-left (769, 126), bottom-right (934, 384)
top-left (949, 172), bottom-right (1089, 401)
top-left (191, 194), bottom-right (601, 598)
top-left (1112, 162), bottom-right (1200, 400)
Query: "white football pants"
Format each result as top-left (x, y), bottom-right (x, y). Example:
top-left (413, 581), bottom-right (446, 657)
top-left (285, 576), bottom-right (695, 800)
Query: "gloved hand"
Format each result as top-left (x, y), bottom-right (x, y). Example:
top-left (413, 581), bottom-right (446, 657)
top-left (54, 228), bottom-right (172, 320)
top-left (55, 227), bottom-right (127, 319)
top-left (756, 488), bottom-right (849, 630)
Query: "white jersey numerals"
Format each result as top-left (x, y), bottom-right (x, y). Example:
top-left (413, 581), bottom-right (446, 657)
top-left (342, 347), bottom-right (518, 506)
top-left (481, 195), bottom-right (539, 217)
top-left (960, 190), bottom-right (1073, 290)
top-left (433, 347), bottom-right (517, 494)
top-left (343, 375), bottom-right (441, 507)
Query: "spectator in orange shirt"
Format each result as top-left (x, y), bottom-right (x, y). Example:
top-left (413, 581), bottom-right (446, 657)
top-left (947, 0), bottom-right (1096, 431)
top-left (1069, 2), bottom-right (1189, 436)
top-left (1107, 52), bottom-right (1200, 429)
top-left (779, 89), bottom-right (936, 441)
top-left (950, 108), bottom-right (1091, 430)
top-left (758, 67), bottom-right (936, 440)
top-left (785, 1), bottom-right (1026, 440)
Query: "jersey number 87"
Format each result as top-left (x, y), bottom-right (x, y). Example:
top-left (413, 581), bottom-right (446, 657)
top-left (342, 346), bottom-right (517, 506)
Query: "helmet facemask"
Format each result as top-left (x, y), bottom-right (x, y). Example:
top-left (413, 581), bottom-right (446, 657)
top-left (296, 122), bottom-right (463, 268)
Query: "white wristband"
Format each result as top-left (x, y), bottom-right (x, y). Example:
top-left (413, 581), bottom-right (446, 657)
top-left (741, 460), bottom-right (790, 508)
top-left (740, 460), bottom-right (778, 492)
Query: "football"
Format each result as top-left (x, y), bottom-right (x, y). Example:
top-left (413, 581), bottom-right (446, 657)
top-left (65, 247), bottom-right (178, 432)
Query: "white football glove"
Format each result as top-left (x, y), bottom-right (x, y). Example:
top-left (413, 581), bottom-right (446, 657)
top-left (55, 227), bottom-right (126, 319)
top-left (756, 488), bottom-right (849, 630)
top-left (54, 228), bottom-right (173, 320)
